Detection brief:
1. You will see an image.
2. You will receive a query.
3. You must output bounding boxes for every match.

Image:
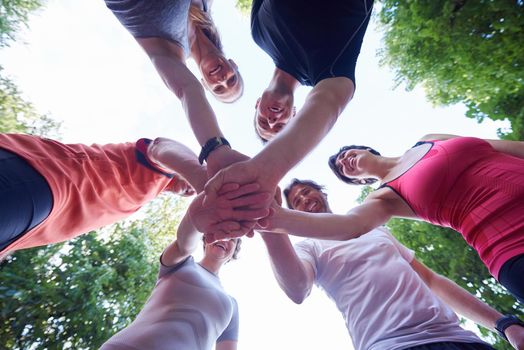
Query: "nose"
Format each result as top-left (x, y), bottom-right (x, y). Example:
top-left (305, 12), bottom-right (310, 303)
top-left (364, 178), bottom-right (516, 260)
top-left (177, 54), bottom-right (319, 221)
top-left (267, 114), bottom-right (279, 127)
top-left (217, 67), bottom-right (235, 84)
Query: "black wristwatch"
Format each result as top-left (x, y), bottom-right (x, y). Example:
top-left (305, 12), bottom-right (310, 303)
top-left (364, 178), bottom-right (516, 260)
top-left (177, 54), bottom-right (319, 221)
top-left (495, 314), bottom-right (524, 341)
top-left (198, 137), bottom-right (230, 165)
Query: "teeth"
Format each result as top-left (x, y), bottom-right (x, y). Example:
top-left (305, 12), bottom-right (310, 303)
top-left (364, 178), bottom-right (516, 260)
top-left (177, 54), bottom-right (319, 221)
top-left (210, 65), bottom-right (221, 75)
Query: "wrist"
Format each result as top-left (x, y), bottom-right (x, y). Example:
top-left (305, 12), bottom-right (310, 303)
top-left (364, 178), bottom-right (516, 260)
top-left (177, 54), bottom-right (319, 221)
top-left (251, 152), bottom-right (285, 185)
top-left (495, 314), bottom-right (524, 341)
top-left (199, 136), bottom-right (230, 165)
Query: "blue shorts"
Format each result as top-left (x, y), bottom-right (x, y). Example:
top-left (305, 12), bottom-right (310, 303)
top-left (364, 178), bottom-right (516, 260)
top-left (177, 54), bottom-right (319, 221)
top-left (0, 147), bottom-right (53, 251)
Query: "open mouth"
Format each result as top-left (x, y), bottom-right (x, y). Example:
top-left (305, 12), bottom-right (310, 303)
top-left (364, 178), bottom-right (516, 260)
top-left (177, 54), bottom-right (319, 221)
top-left (349, 156), bottom-right (356, 170)
top-left (213, 242), bottom-right (227, 251)
top-left (307, 201), bottom-right (318, 212)
top-left (269, 106), bottom-right (282, 113)
top-left (209, 65), bottom-right (222, 75)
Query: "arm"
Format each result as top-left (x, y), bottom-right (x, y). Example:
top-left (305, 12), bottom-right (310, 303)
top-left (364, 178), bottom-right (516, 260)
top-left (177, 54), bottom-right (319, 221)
top-left (216, 341), bottom-right (237, 350)
top-left (161, 210), bottom-right (201, 266)
top-left (260, 232), bottom-right (315, 304)
top-left (148, 54), bottom-right (224, 146)
top-left (411, 259), bottom-right (524, 349)
top-left (420, 134), bottom-right (524, 159)
top-left (137, 40), bottom-right (247, 175)
top-left (485, 139), bottom-right (524, 159)
top-left (263, 197), bottom-right (393, 241)
top-left (204, 77), bottom-right (354, 204)
top-left (147, 137), bottom-right (207, 193)
top-left (254, 77), bottom-right (354, 182)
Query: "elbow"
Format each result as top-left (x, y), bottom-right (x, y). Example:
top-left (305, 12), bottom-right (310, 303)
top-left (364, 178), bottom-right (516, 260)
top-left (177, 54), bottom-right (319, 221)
top-left (285, 282), bottom-right (311, 304)
top-left (287, 290), bottom-right (309, 304)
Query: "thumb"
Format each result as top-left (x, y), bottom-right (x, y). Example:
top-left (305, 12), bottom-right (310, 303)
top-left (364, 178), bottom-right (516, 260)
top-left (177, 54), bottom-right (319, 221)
top-left (203, 169), bottom-right (227, 204)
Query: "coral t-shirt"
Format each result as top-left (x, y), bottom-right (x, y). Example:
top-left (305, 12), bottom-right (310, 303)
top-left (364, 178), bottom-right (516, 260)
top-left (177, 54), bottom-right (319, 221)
top-left (0, 134), bottom-right (173, 253)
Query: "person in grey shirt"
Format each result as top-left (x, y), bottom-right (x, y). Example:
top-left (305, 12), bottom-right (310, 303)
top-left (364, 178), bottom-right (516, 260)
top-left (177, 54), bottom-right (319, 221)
top-left (104, 0), bottom-right (247, 177)
top-left (100, 168), bottom-right (271, 349)
top-left (258, 179), bottom-right (524, 350)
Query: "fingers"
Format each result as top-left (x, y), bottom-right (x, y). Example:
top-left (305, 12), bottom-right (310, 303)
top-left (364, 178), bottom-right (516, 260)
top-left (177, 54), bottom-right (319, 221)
top-left (227, 208), bottom-right (270, 221)
top-left (222, 192), bottom-right (272, 209)
top-left (204, 169), bottom-right (227, 202)
top-left (212, 221), bottom-right (242, 232)
top-left (217, 183), bottom-right (241, 195)
top-left (205, 230), bottom-right (246, 244)
top-left (221, 182), bottom-right (261, 199)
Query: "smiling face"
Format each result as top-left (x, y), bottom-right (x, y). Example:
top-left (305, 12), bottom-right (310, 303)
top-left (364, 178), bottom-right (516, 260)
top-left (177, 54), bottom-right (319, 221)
top-left (254, 91), bottom-right (296, 141)
top-left (204, 238), bottom-right (239, 262)
top-left (335, 149), bottom-right (375, 184)
top-left (199, 56), bottom-right (242, 103)
top-left (286, 184), bottom-right (329, 213)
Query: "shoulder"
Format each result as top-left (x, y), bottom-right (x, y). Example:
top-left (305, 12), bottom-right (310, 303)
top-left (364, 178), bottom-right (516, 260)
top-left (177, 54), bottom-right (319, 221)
top-left (158, 255), bottom-right (194, 279)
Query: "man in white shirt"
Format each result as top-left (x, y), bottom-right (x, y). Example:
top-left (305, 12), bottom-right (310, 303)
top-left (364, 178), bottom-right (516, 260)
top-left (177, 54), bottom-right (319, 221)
top-left (259, 179), bottom-right (524, 350)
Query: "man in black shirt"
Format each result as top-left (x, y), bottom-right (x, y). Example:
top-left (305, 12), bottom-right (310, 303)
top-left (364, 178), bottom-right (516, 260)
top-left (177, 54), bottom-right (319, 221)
top-left (251, 0), bottom-right (373, 141)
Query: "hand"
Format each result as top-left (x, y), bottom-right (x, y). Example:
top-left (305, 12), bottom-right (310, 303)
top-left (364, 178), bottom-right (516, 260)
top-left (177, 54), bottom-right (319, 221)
top-left (206, 146), bottom-right (250, 178)
top-left (189, 183), bottom-right (271, 240)
top-left (506, 324), bottom-right (524, 350)
top-left (205, 158), bottom-right (279, 214)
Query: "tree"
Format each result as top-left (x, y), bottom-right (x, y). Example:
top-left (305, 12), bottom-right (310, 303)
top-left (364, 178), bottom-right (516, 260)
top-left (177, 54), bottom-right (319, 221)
top-left (0, 196), bottom-right (187, 349)
top-left (235, 0), bottom-right (251, 14)
top-left (0, 0), bottom-right (44, 48)
top-left (0, 0), bottom-right (60, 137)
top-left (377, 0), bottom-right (524, 140)
top-left (0, 68), bottom-right (61, 136)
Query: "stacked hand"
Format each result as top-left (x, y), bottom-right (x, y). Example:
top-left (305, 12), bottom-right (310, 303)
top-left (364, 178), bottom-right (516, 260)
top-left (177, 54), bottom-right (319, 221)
top-left (189, 182), bottom-right (272, 242)
top-left (202, 158), bottom-right (280, 242)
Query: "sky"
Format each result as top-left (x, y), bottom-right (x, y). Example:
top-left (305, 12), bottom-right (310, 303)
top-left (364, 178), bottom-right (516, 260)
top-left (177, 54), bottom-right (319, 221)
top-left (0, 0), bottom-right (510, 349)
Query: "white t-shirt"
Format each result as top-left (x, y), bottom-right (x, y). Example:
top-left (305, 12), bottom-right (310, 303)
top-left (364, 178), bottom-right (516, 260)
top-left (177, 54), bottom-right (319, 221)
top-left (294, 227), bottom-right (484, 350)
top-left (100, 256), bottom-right (239, 350)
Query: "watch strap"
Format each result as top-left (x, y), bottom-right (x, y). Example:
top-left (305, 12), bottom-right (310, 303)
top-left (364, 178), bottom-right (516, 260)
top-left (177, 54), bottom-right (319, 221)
top-left (495, 314), bottom-right (524, 341)
top-left (198, 137), bottom-right (231, 165)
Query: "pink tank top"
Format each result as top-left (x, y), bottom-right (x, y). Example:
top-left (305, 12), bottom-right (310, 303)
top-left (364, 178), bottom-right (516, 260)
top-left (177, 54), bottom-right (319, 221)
top-left (383, 137), bottom-right (524, 278)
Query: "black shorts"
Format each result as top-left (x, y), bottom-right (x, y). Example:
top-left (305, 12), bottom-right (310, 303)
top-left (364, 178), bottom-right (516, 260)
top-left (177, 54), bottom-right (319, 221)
top-left (404, 342), bottom-right (495, 350)
top-left (498, 253), bottom-right (524, 303)
top-left (0, 147), bottom-right (53, 251)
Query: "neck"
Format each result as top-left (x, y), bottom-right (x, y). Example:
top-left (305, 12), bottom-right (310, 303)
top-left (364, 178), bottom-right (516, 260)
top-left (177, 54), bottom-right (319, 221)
top-left (268, 68), bottom-right (300, 94)
top-left (374, 156), bottom-right (401, 182)
top-left (199, 256), bottom-right (223, 276)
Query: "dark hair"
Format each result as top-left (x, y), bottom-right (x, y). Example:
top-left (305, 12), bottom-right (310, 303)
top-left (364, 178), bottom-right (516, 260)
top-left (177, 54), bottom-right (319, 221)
top-left (328, 145), bottom-right (381, 185)
top-left (283, 179), bottom-right (327, 209)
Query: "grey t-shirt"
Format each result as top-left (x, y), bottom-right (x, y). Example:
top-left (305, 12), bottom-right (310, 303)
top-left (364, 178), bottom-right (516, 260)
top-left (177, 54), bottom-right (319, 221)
top-left (294, 227), bottom-right (484, 350)
top-left (100, 256), bottom-right (239, 350)
top-left (104, 0), bottom-right (207, 53)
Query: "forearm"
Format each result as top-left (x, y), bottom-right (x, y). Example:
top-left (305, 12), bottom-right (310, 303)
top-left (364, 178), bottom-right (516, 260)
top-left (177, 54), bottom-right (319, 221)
top-left (150, 55), bottom-right (225, 145)
top-left (488, 139), bottom-right (524, 159)
top-left (148, 138), bottom-right (207, 192)
top-left (174, 212), bottom-right (202, 256)
top-left (162, 212), bottom-right (201, 265)
top-left (270, 208), bottom-right (373, 241)
top-left (260, 232), bottom-right (311, 303)
top-left (429, 274), bottom-right (502, 330)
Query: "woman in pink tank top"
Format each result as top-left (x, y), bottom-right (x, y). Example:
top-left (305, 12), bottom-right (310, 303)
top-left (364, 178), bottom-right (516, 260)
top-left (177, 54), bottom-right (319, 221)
top-left (236, 134), bottom-right (524, 304)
